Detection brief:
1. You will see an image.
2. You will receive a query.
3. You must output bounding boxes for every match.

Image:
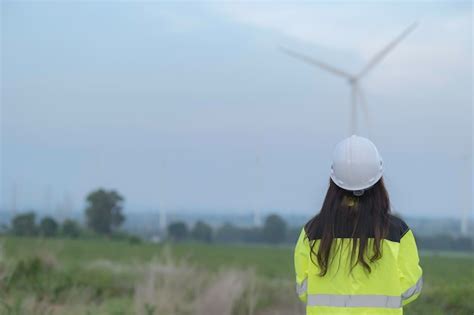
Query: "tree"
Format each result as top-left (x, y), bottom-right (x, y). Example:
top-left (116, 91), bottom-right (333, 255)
top-left (62, 219), bottom-right (81, 238)
top-left (85, 189), bottom-right (125, 235)
top-left (215, 223), bottom-right (244, 243)
top-left (191, 221), bottom-right (213, 243)
top-left (262, 214), bottom-right (287, 244)
top-left (0, 224), bottom-right (8, 235)
top-left (167, 222), bottom-right (188, 241)
top-left (242, 227), bottom-right (263, 243)
top-left (39, 217), bottom-right (58, 237)
top-left (11, 212), bottom-right (37, 236)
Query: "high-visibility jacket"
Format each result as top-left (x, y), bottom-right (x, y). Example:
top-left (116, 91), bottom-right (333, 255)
top-left (294, 215), bottom-right (423, 315)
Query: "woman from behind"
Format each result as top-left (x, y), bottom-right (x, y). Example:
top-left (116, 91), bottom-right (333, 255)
top-left (295, 135), bottom-right (423, 315)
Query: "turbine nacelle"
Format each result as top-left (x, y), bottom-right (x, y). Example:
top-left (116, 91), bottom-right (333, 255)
top-left (347, 78), bottom-right (357, 85)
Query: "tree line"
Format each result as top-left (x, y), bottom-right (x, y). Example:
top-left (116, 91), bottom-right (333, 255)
top-left (167, 214), bottom-right (300, 244)
top-left (1, 187), bottom-right (472, 251)
top-left (1, 188), bottom-right (298, 244)
top-left (2, 189), bottom-right (131, 240)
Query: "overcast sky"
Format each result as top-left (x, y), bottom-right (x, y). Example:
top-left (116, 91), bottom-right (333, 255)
top-left (1, 1), bottom-right (472, 219)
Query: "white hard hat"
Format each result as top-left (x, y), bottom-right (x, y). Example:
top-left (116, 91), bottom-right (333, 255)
top-left (330, 135), bottom-right (383, 192)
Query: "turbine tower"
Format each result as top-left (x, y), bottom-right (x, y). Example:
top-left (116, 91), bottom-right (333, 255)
top-left (159, 208), bottom-right (167, 237)
top-left (280, 22), bottom-right (418, 135)
top-left (253, 155), bottom-right (263, 227)
top-left (43, 185), bottom-right (52, 213)
top-left (461, 152), bottom-right (471, 236)
top-left (158, 157), bottom-right (168, 237)
top-left (10, 182), bottom-right (18, 216)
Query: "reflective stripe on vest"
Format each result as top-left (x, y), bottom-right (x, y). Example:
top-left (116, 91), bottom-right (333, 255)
top-left (298, 276), bottom-right (422, 308)
top-left (307, 294), bottom-right (402, 308)
top-left (296, 278), bottom-right (307, 296)
top-left (402, 276), bottom-right (423, 300)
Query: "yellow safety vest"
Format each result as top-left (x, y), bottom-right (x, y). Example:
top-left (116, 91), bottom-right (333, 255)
top-left (294, 216), bottom-right (423, 315)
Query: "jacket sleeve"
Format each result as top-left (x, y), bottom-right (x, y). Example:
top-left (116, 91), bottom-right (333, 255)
top-left (398, 229), bottom-right (423, 306)
top-left (294, 228), bottom-right (309, 303)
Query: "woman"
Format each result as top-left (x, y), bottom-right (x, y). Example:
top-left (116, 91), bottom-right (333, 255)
top-left (295, 135), bottom-right (422, 315)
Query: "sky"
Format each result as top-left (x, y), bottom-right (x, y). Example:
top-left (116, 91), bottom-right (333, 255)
top-left (1, 1), bottom-right (472, 220)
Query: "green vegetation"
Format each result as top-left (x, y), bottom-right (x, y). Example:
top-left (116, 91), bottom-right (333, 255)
top-left (39, 217), bottom-right (59, 237)
top-left (167, 222), bottom-right (189, 242)
top-left (10, 212), bottom-right (37, 237)
top-left (61, 219), bottom-right (81, 239)
top-left (262, 214), bottom-right (288, 244)
top-left (0, 236), bottom-right (472, 315)
top-left (167, 213), bottom-right (297, 245)
top-left (191, 221), bottom-right (213, 243)
top-left (85, 189), bottom-right (125, 235)
top-left (1, 190), bottom-right (473, 314)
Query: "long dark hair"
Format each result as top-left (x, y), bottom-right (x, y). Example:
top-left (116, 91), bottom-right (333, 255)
top-left (305, 177), bottom-right (391, 276)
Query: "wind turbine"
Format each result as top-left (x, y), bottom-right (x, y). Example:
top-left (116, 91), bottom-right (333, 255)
top-left (158, 156), bottom-right (168, 238)
top-left (280, 22), bottom-right (418, 135)
top-left (253, 155), bottom-right (263, 227)
top-left (460, 152), bottom-right (472, 236)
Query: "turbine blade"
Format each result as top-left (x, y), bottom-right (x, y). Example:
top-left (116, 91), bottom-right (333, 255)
top-left (357, 22), bottom-right (418, 79)
top-left (279, 46), bottom-right (353, 79)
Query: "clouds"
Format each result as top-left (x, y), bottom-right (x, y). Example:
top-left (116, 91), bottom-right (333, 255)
top-left (215, 2), bottom-right (471, 89)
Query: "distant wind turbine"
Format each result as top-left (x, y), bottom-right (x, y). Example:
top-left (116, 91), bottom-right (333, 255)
top-left (460, 152), bottom-right (471, 236)
top-left (10, 182), bottom-right (18, 216)
top-left (280, 22), bottom-right (418, 135)
top-left (253, 155), bottom-right (263, 227)
top-left (158, 156), bottom-right (168, 237)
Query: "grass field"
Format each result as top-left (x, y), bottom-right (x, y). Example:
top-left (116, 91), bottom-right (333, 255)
top-left (0, 237), bottom-right (473, 315)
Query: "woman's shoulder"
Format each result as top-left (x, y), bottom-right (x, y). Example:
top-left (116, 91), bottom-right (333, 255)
top-left (387, 214), bottom-right (411, 242)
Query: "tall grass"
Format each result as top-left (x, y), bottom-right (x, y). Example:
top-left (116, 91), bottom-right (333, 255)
top-left (0, 240), bottom-right (303, 315)
top-left (0, 236), bottom-right (472, 315)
